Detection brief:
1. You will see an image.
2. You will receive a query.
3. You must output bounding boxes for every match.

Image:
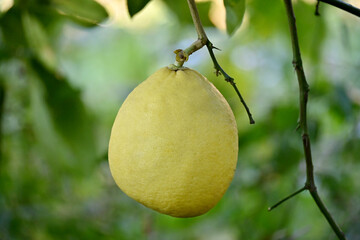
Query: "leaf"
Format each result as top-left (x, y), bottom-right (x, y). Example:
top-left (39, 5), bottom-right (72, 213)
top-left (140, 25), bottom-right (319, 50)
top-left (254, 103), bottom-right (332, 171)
top-left (51, 0), bottom-right (108, 26)
top-left (28, 65), bottom-right (75, 169)
top-left (22, 12), bottom-right (57, 71)
top-left (127, 0), bottom-right (152, 17)
top-left (29, 58), bottom-right (97, 167)
top-left (163, 0), bottom-right (213, 27)
top-left (246, 0), bottom-right (285, 38)
top-left (224, 0), bottom-right (246, 35)
top-left (0, 8), bottom-right (27, 52)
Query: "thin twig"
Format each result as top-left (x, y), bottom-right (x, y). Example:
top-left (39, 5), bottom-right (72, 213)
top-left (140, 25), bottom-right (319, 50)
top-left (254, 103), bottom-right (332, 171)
top-left (315, 1), bottom-right (321, 16)
top-left (180, 0), bottom-right (255, 124)
top-left (205, 42), bottom-right (255, 124)
top-left (281, 0), bottom-right (347, 239)
top-left (268, 186), bottom-right (306, 211)
top-left (319, 0), bottom-right (360, 17)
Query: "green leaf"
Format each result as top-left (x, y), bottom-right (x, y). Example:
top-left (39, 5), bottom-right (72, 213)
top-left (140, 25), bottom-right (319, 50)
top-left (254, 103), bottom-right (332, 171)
top-left (163, 0), bottom-right (213, 27)
top-left (51, 0), bottom-right (108, 26)
top-left (28, 65), bottom-right (75, 170)
top-left (29, 58), bottom-right (97, 167)
top-left (22, 12), bottom-right (56, 70)
top-left (127, 0), bottom-right (151, 17)
top-left (224, 0), bottom-right (246, 35)
top-left (0, 8), bottom-right (26, 52)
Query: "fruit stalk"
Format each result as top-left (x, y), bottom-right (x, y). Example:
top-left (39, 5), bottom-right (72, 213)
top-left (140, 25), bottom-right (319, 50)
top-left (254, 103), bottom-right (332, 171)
top-left (279, 0), bottom-right (347, 239)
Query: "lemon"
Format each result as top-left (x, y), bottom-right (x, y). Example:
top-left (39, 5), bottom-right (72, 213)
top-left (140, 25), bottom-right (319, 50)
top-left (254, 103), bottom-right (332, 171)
top-left (108, 66), bottom-right (238, 218)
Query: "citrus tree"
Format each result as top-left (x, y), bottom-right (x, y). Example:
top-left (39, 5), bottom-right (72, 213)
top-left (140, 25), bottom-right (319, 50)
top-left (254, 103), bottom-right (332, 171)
top-left (0, 0), bottom-right (359, 239)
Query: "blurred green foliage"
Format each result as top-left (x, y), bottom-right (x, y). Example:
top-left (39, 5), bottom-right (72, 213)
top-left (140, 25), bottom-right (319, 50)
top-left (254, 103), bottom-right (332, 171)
top-left (0, 0), bottom-right (360, 239)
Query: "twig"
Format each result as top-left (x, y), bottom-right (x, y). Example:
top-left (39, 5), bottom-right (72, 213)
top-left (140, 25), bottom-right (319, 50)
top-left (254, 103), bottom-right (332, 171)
top-left (205, 42), bottom-right (255, 124)
top-left (187, 0), bottom-right (208, 44)
top-left (173, 0), bottom-right (255, 124)
top-left (268, 186), bottom-right (306, 211)
top-left (277, 0), bottom-right (347, 239)
top-left (319, 0), bottom-right (360, 17)
top-left (315, 1), bottom-right (321, 16)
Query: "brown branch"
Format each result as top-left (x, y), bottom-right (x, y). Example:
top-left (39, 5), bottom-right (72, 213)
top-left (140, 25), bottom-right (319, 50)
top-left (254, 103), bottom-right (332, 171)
top-left (272, 1), bottom-right (347, 239)
top-left (205, 42), bottom-right (255, 124)
top-left (315, 1), bottom-right (321, 16)
top-left (319, 0), bottom-right (360, 17)
top-left (268, 186), bottom-right (307, 211)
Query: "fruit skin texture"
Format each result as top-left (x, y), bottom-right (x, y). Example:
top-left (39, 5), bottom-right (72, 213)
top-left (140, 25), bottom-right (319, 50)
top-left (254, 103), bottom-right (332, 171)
top-left (108, 67), bottom-right (238, 218)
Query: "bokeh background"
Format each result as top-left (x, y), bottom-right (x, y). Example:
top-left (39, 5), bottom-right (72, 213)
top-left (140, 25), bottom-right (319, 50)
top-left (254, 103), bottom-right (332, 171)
top-left (1, 0), bottom-right (360, 239)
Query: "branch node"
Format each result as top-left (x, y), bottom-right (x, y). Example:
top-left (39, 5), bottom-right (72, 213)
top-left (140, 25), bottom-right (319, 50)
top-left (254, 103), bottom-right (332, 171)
top-left (292, 60), bottom-right (303, 72)
top-left (200, 37), bottom-right (208, 45)
top-left (213, 68), bottom-right (221, 76)
top-left (302, 133), bottom-right (310, 148)
top-left (226, 77), bottom-right (234, 83)
top-left (305, 181), bottom-right (317, 192)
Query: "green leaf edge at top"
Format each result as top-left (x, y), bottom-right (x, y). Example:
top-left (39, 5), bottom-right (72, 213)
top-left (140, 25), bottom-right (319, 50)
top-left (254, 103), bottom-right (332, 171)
top-left (127, 0), bottom-right (152, 17)
top-left (224, 0), bottom-right (246, 35)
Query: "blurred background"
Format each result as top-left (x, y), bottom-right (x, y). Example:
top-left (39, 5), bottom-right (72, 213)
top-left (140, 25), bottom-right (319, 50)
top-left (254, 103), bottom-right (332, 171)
top-left (0, 0), bottom-right (360, 239)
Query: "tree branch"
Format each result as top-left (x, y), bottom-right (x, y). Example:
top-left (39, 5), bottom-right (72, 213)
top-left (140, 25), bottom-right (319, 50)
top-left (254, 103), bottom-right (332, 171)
top-left (319, 0), bottom-right (360, 17)
top-left (205, 42), bottom-right (255, 124)
top-left (310, 190), bottom-right (346, 239)
top-left (186, 0), bottom-right (208, 43)
top-left (172, 0), bottom-right (255, 124)
top-left (268, 186), bottom-right (306, 211)
top-left (279, 0), bottom-right (347, 239)
top-left (315, 1), bottom-right (321, 16)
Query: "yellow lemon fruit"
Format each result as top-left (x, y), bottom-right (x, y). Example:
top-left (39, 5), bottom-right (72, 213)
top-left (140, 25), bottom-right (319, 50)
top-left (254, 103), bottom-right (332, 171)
top-left (108, 66), bottom-right (238, 218)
